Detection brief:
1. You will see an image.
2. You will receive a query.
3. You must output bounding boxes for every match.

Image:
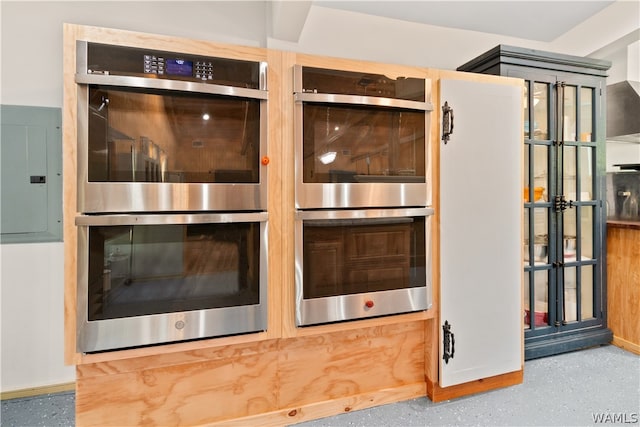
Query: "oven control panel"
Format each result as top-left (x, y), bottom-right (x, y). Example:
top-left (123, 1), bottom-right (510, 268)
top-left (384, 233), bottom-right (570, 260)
top-left (143, 55), bottom-right (214, 81)
top-left (84, 42), bottom-right (261, 89)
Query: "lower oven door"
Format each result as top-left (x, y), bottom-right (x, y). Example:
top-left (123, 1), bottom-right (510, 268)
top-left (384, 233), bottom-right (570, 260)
top-left (295, 208), bottom-right (433, 326)
top-left (76, 212), bottom-right (267, 353)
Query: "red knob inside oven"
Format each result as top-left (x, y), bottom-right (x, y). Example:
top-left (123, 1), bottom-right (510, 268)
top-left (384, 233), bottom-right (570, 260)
top-left (365, 300), bottom-right (374, 308)
top-left (261, 156), bottom-right (270, 165)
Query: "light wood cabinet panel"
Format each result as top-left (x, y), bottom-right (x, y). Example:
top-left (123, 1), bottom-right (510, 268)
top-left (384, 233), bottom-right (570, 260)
top-left (607, 223), bottom-right (640, 354)
top-left (76, 342), bottom-right (280, 426)
top-left (277, 322), bottom-right (425, 408)
top-left (75, 324), bottom-right (424, 426)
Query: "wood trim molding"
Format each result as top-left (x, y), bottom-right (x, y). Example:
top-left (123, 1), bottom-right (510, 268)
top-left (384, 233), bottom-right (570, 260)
top-left (427, 369), bottom-right (524, 403)
top-left (1, 382), bottom-right (76, 401)
top-left (211, 383), bottom-right (426, 426)
top-left (611, 336), bottom-right (640, 355)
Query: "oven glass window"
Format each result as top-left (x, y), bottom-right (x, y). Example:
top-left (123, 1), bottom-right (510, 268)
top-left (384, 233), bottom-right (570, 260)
top-left (88, 223), bottom-right (261, 320)
top-left (88, 86), bottom-right (260, 183)
top-left (302, 104), bottom-right (425, 183)
top-left (302, 217), bottom-right (426, 298)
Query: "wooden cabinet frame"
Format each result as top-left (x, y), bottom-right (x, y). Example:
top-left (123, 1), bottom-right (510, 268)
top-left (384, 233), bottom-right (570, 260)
top-left (63, 24), bottom-right (522, 426)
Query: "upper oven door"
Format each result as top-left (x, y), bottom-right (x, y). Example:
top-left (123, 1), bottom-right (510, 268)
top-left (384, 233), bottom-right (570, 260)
top-left (294, 65), bottom-right (432, 209)
top-left (76, 41), bottom-right (268, 213)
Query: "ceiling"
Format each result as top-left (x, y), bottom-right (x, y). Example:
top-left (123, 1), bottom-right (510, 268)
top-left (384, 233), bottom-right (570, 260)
top-left (313, 1), bottom-right (615, 42)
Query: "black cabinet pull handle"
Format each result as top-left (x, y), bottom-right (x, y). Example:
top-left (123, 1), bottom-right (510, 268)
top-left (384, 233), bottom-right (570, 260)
top-left (442, 101), bottom-right (454, 144)
top-left (443, 320), bottom-right (455, 364)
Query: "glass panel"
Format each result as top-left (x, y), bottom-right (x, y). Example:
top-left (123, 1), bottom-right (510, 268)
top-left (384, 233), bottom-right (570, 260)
top-left (524, 272), bottom-right (530, 330)
top-left (524, 145), bottom-right (530, 192)
top-left (524, 208), bottom-right (530, 265)
top-left (88, 222), bottom-right (261, 321)
top-left (564, 145), bottom-right (577, 201)
top-left (301, 67), bottom-right (425, 101)
top-left (302, 216), bottom-right (426, 298)
top-left (532, 145), bottom-right (548, 202)
top-left (527, 208), bottom-right (548, 265)
top-left (302, 104), bottom-right (425, 183)
top-left (581, 206), bottom-right (594, 260)
top-left (526, 270), bottom-right (549, 327)
top-left (581, 265), bottom-right (594, 320)
top-left (88, 86), bottom-right (260, 183)
top-left (533, 82), bottom-right (549, 140)
top-left (563, 85), bottom-right (577, 142)
top-left (579, 147), bottom-right (593, 201)
top-left (564, 267), bottom-right (577, 322)
top-left (563, 208), bottom-right (577, 261)
top-left (580, 87), bottom-right (594, 142)
top-left (523, 82), bottom-right (530, 139)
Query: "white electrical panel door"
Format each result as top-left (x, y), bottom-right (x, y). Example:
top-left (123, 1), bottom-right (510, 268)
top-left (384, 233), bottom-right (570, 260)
top-left (0, 105), bottom-right (62, 243)
top-left (439, 78), bottom-right (523, 387)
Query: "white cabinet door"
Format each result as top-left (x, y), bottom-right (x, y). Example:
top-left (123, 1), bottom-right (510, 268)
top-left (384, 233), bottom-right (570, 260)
top-left (439, 78), bottom-right (523, 387)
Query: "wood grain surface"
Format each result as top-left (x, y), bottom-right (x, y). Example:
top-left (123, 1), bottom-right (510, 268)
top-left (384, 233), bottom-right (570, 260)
top-left (607, 225), bottom-right (640, 354)
top-left (75, 324), bottom-right (425, 426)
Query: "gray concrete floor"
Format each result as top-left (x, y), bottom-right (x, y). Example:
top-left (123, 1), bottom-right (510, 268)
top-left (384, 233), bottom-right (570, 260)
top-left (1, 345), bottom-right (638, 427)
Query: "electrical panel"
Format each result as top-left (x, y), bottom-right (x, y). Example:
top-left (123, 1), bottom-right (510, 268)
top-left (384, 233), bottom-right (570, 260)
top-left (1, 105), bottom-right (62, 243)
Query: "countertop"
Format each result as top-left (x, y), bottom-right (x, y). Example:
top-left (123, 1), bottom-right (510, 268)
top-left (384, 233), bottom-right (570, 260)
top-left (607, 220), bottom-right (640, 230)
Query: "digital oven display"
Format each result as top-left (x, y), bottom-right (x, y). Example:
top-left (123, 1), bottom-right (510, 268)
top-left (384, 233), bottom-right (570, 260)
top-left (165, 59), bottom-right (193, 77)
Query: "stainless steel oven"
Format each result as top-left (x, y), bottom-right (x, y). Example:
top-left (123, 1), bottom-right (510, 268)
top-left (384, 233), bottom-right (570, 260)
top-left (76, 41), bottom-right (268, 213)
top-left (295, 208), bottom-right (433, 326)
top-left (76, 212), bottom-right (268, 353)
top-left (74, 40), bottom-right (270, 352)
top-left (294, 65), bottom-right (432, 209)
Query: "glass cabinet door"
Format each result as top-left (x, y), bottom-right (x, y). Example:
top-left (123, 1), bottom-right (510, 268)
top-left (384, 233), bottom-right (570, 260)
top-left (521, 73), bottom-right (603, 335)
top-left (558, 79), bottom-right (600, 328)
top-left (523, 76), bottom-right (556, 333)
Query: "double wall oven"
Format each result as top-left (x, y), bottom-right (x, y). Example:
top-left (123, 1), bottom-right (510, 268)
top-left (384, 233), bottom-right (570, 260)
top-left (293, 65), bottom-right (434, 326)
top-left (75, 41), bottom-right (268, 352)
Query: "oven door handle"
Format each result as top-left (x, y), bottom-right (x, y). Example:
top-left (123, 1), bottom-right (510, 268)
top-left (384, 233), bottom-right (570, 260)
top-left (294, 92), bottom-right (432, 112)
top-left (75, 73), bottom-right (268, 101)
top-left (76, 212), bottom-right (268, 226)
top-left (295, 207), bottom-right (434, 221)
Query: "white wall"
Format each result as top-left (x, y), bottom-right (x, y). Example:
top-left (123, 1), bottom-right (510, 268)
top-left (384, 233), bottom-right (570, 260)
top-left (1, 0), bottom-right (638, 393)
top-left (551, 0), bottom-right (640, 57)
top-left (607, 143), bottom-right (640, 172)
top-left (267, 5), bottom-right (552, 69)
top-left (0, 1), bottom-right (268, 107)
top-left (0, 243), bottom-right (70, 390)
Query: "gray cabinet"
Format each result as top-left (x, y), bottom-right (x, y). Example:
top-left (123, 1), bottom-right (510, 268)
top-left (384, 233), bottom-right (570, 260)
top-left (458, 45), bottom-right (612, 359)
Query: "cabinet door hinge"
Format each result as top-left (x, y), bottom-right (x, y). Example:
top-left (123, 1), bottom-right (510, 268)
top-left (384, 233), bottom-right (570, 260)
top-left (442, 320), bottom-right (455, 364)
